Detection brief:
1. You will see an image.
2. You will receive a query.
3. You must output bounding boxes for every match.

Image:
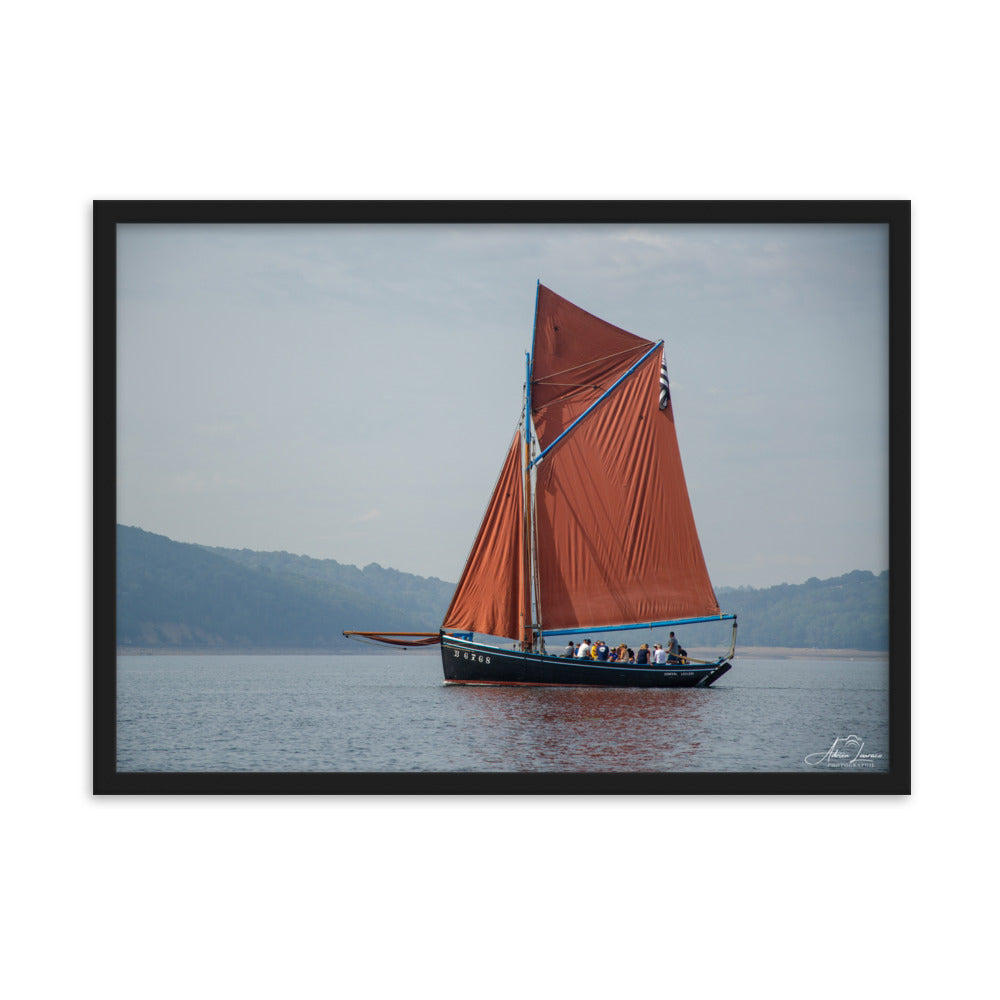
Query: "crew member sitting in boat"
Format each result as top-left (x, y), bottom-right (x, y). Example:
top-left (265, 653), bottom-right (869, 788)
top-left (596, 641), bottom-right (609, 661)
top-left (636, 643), bottom-right (650, 665)
top-left (576, 639), bottom-right (592, 659)
top-left (652, 643), bottom-right (667, 665)
top-left (562, 640), bottom-right (576, 657)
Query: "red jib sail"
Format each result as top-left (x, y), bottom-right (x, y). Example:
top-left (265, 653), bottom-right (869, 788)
top-left (441, 285), bottom-right (720, 641)
top-left (441, 433), bottom-right (525, 638)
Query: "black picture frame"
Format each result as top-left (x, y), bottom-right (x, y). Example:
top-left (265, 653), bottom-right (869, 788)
top-left (94, 200), bottom-right (910, 794)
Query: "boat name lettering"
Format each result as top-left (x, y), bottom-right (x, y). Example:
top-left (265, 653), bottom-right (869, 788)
top-left (456, 650), bottom-right (490, 664)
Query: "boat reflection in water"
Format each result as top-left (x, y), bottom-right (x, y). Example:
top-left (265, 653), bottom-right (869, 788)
top-left (442, 683), bottom-right (714, 772)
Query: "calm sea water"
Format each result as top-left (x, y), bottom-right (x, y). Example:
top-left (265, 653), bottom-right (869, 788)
top-left (116, 653), bottom-right (889, 773)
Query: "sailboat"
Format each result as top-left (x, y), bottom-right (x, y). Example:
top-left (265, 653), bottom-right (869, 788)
top-left (345, 284), bottom-right (736, 687)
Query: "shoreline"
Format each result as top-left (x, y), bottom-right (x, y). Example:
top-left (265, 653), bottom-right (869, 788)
top-left (116, 645), bottom-right (888, 660)
top-left (702, 645), bottom-right (886, 660)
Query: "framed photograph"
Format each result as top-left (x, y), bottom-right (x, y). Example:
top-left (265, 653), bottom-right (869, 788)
top-left (95, 200), bottom-right (909, 793)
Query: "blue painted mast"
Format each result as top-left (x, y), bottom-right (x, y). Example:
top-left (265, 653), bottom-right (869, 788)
top-left (520, 283), bottom-right (539, 651)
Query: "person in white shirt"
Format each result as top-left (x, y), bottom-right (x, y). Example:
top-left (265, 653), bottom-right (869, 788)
top-left (652, 643), bottom-right (667, 665)
top-left (576, 640), bottom-right (592, 658)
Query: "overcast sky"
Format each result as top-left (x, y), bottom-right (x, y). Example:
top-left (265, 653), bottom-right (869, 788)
top-left (117, 221), bottom-right (888, 589)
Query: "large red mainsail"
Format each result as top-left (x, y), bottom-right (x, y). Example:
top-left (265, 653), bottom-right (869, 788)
top-left (530, 286), bottom-right (720, 630)
top-left (440, 284), bottom-right (720, 641)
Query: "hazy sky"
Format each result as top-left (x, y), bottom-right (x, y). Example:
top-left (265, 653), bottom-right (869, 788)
top-left (117, 221), bottom-right (888, 589)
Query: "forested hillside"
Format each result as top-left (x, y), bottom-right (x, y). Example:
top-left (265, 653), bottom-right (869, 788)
top-left (684, 570), bottom-right (889, 650)
top-left (116, 525), bottom-right (452, 651)
top-left (115, 525), bottom-right (888, 652)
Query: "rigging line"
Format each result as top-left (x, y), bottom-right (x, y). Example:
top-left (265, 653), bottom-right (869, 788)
top-left (531, 344), bottom-right (650, 385)
top-left (529, 340), bottom-right (663, 469)
top-left (532, 387), bottom-right (609, 414)
top-left (535, 380), bottom-right (610, 387)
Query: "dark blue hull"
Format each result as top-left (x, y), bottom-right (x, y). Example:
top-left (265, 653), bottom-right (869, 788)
top-left (441, 634), bottom-right (732, 688)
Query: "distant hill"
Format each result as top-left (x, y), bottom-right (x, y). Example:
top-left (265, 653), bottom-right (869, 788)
top-left (115, 525), bottom-right (888, 652)
top-left (715, 570), bottom-right (888, 650)
top-left (116, 525), bottom-right (453, 651)
top-left (572, 571), bottom-right (888, 656)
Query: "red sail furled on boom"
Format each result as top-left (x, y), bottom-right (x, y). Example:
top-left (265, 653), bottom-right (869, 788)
top-left (441, 433), bottom-right (524, 640)
top-left (530, 286), bottom-right (720, 630)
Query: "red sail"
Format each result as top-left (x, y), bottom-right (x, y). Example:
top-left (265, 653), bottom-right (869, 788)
top-left (441, 433), bottom-right (524, 639)
top-left (530, 286), bottom-right (720, 630)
